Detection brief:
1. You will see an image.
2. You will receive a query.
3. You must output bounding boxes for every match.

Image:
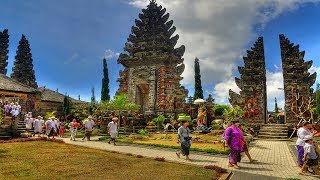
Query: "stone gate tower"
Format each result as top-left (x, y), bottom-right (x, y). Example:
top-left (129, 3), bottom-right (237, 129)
top-left (116, 0), bottom-right (188, 114)
top-left (229, 37), bottom-right (267, 124)
top-left (280, 34), bottom-right (317, 123)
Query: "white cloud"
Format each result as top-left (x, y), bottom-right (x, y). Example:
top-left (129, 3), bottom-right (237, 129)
top-left (212, 70), bottom-right (285, 110)
top-left (310, 65), bottom-right (320, 90)
top-left (213, 77), bottom-right (240, 105)
top-left (104, 49), bottom-right (120, 60)
top-left (64, 52), bottom-right (79, 64)
top-left (266, 70), bottom-right (284, 110)
top-left (128, 0), bottom-right (320, 105)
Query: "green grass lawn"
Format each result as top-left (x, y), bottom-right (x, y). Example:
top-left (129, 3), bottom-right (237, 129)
top-left (0, 141), bottom-right (214, 180)
top-left (101, 133), bottom-right (229, 154)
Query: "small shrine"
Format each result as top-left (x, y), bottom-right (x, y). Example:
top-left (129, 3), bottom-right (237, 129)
top-left (116, 0), bottom-right (188, 114)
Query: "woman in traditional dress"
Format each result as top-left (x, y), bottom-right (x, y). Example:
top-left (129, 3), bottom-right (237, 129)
top-left (176, 119), bottom-right (192, 161)
top-left (224, 119), bottom-right (244, 168)
top-left (69, 119), bottom-right (78, 141)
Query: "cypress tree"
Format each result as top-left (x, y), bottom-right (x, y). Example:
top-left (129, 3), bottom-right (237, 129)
top-left (193, 57), bottom-right (203, 99)
top-left (91, 87), bottom-right (96, 103)
top-left (274, 97), bottom-right (279, 113)
top-left (0, 29), bottom-right (9, 75)
top-left (62, 96), bottom-right (71, 117)
top-left (11, 35), bottom-right (38, 88)
top-left (101, 58), bottom-right (110, 101)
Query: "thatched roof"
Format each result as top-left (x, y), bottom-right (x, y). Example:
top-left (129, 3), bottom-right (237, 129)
top-left (38, 87), bottom-right (85, 103)
top-left (0, 74), bottom-right (38, 93)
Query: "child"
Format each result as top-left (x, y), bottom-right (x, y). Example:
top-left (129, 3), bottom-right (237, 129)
top-left (69, 119), bottom-right (79, 141)
top-left (107, 117), bottom-right (118, 145)
top-left (300, 135), bottom-right (318, 176)
top-left (59, 122), bottom-right (65, 137)
top-left (239, 124), bottom-right (257, 163)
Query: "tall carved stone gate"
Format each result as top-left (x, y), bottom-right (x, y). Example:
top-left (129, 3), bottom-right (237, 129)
top-left (116, 0), bottom-right (188, 114)
top-left (229, 37), bottom-right (267, 124)
top-left (280, 34), bottom-right (316, 123)
top-left (229, 35), bottom-right (317, 124)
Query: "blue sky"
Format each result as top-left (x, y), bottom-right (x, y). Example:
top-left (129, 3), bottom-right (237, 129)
top-left (1, 0), bottom-right (319, 111)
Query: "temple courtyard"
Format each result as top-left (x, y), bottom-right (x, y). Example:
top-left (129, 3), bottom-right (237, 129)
top-left (59, 138), bottom-right (320, 179)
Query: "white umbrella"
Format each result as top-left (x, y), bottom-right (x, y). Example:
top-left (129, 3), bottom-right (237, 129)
top-left (194, 98), bottom-right (205, 104)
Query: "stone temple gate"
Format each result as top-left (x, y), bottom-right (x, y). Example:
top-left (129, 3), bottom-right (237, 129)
top-left (229, 35), bottom-right (317, 124)
top-left (116, 0), bottom-right (188, 114)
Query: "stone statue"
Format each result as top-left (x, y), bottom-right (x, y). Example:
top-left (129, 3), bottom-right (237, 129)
top-left (197, 107), bottom-right (207, 128)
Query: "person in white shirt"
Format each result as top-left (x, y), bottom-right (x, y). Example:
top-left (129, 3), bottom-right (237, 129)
top-left (45, 117), bottom-right (56, 138)
top-left (25, 117), bottom-right (34, 133)
top-left (33, 116), bottom-right (44, 137)
top-left (296, 122), bottom-right (317, 167)
top-left (107, 117), bottom-right (118, 145)
top-left (68, 119), bottom-right (79, 141)
top-left (15, 102), bottom-right (21, 116)
top-left (11, 107), bottom-right (19, 119)
top-left (54, 119), bottom-right (60, 135)
top-left (82, 116), bottom-right (95, 141)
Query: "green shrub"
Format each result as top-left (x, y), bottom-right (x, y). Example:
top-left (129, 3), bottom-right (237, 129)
top-left (138, 129), bottom-right (149, 135)
top-left (211, 123), bottom-right (220, 130)
top-left (212, 105), bottom-right (229, 117)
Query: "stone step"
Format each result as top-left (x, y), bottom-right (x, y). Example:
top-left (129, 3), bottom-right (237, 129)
top-left (262, 124), bottom-right (288, 126)
top-left (260, 127), bottom-right (288, 130)
top-left (259, 132), bottom-right (288, 136)
top-left (258, 135), bottom-right (288, 139)
top-left (259, 129), bottom-right (288, 133)
top-left (0, 136), bottom-right (12, 140)
top-left (0, 132), bottom-right (11, 136)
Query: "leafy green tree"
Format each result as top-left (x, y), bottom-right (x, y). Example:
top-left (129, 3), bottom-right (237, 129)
top-left (193, 58), bottom-right (203, 100)
top-left (212, 104), bottom-right (230, 117)
top-left (223, 105), bottom-right (243, 120)
top-left (0, 29), bottom-right (9, 75)
top-left (101, 58), bottom-right (110, 101)
top-left (11, 35), bottom-right (38, 88)
top-left (100, 94), bottom-right (140, 112)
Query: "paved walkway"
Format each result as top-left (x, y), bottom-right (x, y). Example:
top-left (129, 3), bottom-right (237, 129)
top-left (60, 137), bottom-right (318, 179)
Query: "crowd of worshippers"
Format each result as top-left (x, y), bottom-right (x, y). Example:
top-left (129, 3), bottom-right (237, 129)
top-left (3, 102), bottom-right (22, 118)
top-left (23, 113), bottom-right (96, 141)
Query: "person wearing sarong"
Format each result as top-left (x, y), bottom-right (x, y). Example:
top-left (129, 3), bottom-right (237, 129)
top-left (107, 117), bottom-right (118, 145)
top-left (224, 119), bottom-right (244, 168)
top-left (15, 102), bottom-right (21, 116)
top-left (4, 102), bottom-right (11, 116)
top-left (25, 117), bottom-right (34, 133)
top-left (82, 116), bottom-right (95, 141)
top-left (69, 119), bottom-right (78, 141)
top-left (296, 122), bottom-right (314, 167)
top-left (239, 124), bottom-right (257, 163)
top-left (45, 117), bottom-right (56, 138)
top-left (33, 116), bottom-right (44, 137)
top-left (176, 120), bottom-right (191, 161)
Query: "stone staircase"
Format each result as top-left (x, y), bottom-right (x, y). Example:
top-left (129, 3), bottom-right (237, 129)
top-left (0, 116), bottom-right (13, 140)
top-left (16, 117), bottom-right (28, 135)
top-left (258, 124), bottom-right (288, 139)
top-left (0, 126), bottom-right (12, 140)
